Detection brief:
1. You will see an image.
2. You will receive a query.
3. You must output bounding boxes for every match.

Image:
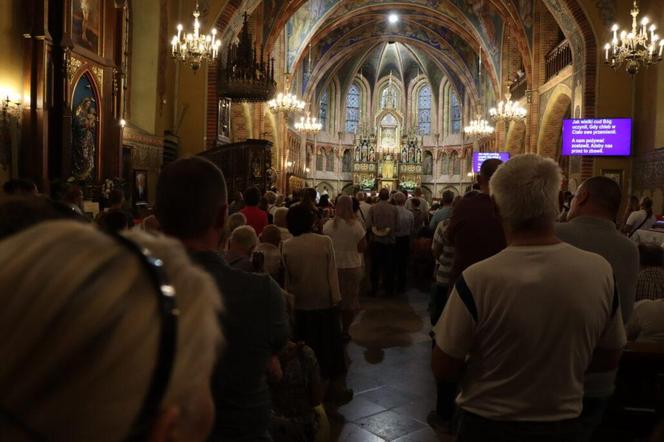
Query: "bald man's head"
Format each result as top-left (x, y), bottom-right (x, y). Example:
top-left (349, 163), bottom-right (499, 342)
top-left (568, 176), bottom-right (622, 221)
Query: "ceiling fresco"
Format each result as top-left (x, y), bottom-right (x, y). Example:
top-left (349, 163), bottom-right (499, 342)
top-left (284, 0), bottom-right (505, 74)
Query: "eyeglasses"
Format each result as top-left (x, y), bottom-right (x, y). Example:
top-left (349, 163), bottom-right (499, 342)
top-left (0, 234), bottom-right (179, 441)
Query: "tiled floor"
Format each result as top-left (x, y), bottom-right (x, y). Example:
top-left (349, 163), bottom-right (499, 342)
top-left (327, 289), bottom-right (456, 441)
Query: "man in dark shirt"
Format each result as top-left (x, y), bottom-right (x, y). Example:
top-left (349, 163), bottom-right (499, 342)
top-left (431, 158), bottom-right (506, 428)
top-left (446, 158), bottom-right (506, 286)
top-left (155, 157), bottom-right (289, 441)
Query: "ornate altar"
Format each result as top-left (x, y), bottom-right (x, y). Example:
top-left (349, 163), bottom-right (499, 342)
top-left (198, 139), bottom-right (273, 196)
top-left (351, 129), bottom-right (423, 191)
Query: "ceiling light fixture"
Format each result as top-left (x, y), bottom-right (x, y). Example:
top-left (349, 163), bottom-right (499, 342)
top-left (604, 0), bottom-right (663, 75)
top-left (388, 14), bottom-right (399, 24)
top-left (170, 1), bottom-right (221, 71)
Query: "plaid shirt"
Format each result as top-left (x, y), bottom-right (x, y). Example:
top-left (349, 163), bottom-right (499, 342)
top-left (635, 267), bottom-right (664, 301)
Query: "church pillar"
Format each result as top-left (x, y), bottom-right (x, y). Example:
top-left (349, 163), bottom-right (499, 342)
top-left (20, 0), bottom-right (52, 190)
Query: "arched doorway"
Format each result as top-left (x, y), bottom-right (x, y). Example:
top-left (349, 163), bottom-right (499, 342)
top-left (537, 85), bottom-right (572, 160)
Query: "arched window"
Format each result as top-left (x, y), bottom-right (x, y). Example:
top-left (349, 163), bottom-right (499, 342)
top-left (345, 83), bottom-right (361, 133)
top-left (417, 85), bottom-right (432, 135)
top-left (423, 150), bottom-right (433, 175)
top-left (450, 92), bottom-right (461, 134)
top-left (316, 152), bottom-right (324, 171)
top-left (449, 151), bottom-right (458, 175)
top-left (342, 149), bottom-right (352, 172)
top-left (441, 153), bottom-right (450, 175)
top-left (452, 151), bottom-right (461, 175)
top-left (326, 150), bottom-right (335, 172)
top-left (381, 84), bottom-right (399, 110)
top-left (319, 90), bottom-right (328, 130)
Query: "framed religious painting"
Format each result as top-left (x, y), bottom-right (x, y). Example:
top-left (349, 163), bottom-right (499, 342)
top-left (601, 169), bottom-right (623, 189)
top-left (72, 0), bottom-right (102, 54)
top-left (133, 169), bottom-right (148, 203)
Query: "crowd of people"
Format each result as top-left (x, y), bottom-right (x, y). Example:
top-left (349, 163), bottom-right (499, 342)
top-left (0, 152), bottom-right (663, 441)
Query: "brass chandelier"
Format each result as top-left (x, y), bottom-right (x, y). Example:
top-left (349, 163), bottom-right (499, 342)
top-left (604, 0), bottom-right (664, 75)
top-left (295, 111), bottom-right (322, 135)
top-left (170, 1), bottom-right (221, 71)
top-left (268, 74), bottom-right (306, 114)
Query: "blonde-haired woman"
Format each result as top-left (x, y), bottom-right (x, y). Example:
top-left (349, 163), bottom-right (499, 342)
top-left (323, 195), bottom-right (367, 339)
top-left (0, 221), bottom-right (222, 442)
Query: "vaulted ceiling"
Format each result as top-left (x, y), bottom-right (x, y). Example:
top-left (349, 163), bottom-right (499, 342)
top-left (258, 0), bottom-right (534, 113)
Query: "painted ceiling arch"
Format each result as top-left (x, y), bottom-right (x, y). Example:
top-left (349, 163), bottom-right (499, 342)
top-left (301, 36), bottom-right (483, 114)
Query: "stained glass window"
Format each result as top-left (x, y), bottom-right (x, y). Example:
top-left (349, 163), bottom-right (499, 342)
top-left (345, 83), bottom-right (360, 133)
top-left (381, 85), bottom-right (398, 109)
top-left (451, 92), bottom-right (461, 134)
top-left (319, 90), bottom-right (328, 129)
top-left (418, 85), bottom-right (432, 135)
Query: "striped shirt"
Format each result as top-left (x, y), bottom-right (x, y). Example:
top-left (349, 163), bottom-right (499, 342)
top-left (432, 219), bottom-right (455, 285)
top-left (635, 267), bottom-right (664, 301)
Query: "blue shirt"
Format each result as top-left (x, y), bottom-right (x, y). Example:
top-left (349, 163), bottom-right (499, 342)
top-left (429, 205), bottom-right (453, 230)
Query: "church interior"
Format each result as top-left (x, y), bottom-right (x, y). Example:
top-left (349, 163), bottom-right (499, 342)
top-left (2, 0), bottom-right (664, 441)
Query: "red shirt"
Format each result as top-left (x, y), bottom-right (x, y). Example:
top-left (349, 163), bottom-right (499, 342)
top-left (240, 206), bottom-right (268, 235)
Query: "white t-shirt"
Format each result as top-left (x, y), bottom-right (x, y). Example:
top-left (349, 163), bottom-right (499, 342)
top-left (323, 218), bottom-right (366, 269)
top-left (626, 209), bottom-right (657, 234)
top-left (434, 242), bottom-right (626, 421)
top-left (627, 299), bottom-right (664, 342)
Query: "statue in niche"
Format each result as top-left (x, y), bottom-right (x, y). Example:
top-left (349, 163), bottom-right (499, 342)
top-left (355, 147), bottom-right (361, 162)
top-left (368, 147), bottom-right (375, 162)
top-left (423, 152), bottom-right (433, 175)
top-left (401, 146), bottom-right (408, 162)
top-left (416, 149), bottom-right (422, 163)
top-left (72, 97), bottom-right (97, 180)
top-left (408, 148), bottom-right (415, 163)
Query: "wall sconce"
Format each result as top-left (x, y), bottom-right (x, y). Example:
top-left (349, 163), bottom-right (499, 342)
top-left (119, 118), bottom-right (127, 128)
top-left (1, 93), bottom-right (22, 122)
top-left (0, 88), bottom-right (22, 173)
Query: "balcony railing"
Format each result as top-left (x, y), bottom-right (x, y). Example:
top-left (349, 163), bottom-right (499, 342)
top-left (545, 40), bottom-right (572, 82)
top-left (509, 75), bottom-right (527, 101)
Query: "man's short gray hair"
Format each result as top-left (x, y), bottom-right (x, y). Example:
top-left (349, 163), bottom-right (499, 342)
top-left (230, 225), bottom-right (258, 251)
top-left (490, 154), bottom-right (561, 231)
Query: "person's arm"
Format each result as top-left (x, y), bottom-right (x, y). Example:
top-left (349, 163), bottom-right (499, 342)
top-left (432, 346), bottom-right (465, 382)
top-left (327, 237), bottom-right (341, 305)
top-left (357, 236), bottom-right (368, 253)
top-left (429, 211), bottom-right (439, 231)
top-left (365, 206), bottom-right (374, 230)
top-left (431, 276), bottom-right (476, 381)
top-left (587, 281), bottom-right (626, 373)
top-left (625, 313), bottom-right (642, 342)
top-left (432, 223), bottom-right (444, 259)
top-left (267, 277), bottom-right (291, 351)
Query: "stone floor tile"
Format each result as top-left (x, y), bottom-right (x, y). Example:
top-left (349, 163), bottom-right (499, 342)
top-left (356, 410), bottom-right (425, 440)
top-left (357, 385), bottom-right (416, 410)
top-left (393, 426), bottom-right (456, 442)
top-left (337, 395), bottom-right (388, 422)
top-left (336, 423), bottom-right (386, 442)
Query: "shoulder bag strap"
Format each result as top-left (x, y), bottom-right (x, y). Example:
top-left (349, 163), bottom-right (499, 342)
top-left (629, 216), bottom-right (650, 238)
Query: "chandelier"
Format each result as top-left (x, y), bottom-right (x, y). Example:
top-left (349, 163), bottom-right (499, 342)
top-left (604, 1), bottom-right (664, 75)
top-left (170, 2), bottom-right (221, 71)
top-left (218, 13), bottom-right (276, 102)
top-left (489, 93), bottom-right (527, 121)
top-left (295, 112), bottom-right (322, 135)
top-left (464, 115), bottom-right (495, 136)
top-left (268, 74), bottom-right (306, 114)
